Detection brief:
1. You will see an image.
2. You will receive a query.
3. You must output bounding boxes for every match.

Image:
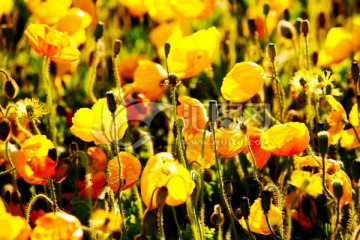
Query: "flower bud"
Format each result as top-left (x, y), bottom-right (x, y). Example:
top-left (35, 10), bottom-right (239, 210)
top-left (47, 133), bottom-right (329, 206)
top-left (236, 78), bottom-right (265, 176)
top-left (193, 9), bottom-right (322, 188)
top-left (210, 204), bottom-right (225, 227)
top-left (177, 117), bottom-right (185, 130)
top-left (164, 42), bottom-right (171, 58)
top-left (53, 157), bottom-right (73, 183)
top-left (267, 43), bottom-right (277, 60)
top-left (278, 20), bottom-right (295, 39)
top-left (312, 51), bottom-right (318, 66)
top-left (261, 190), bottom-right (272, 213)
top-left (106, 91), bottom-right (117, 114)
top-left (4, 78), bottom-right (19, 99)
top-left (351, 61), bottom-right (359, 83)
top-left (263, 3), bottom-right (270, 16)
top-left (284, 9), bottom-right (290, 21)
top-left (295, 18), bottom-right (302, 35)
top-left (156, 186), bottom-right (168, 208)
top-left (317, 12), bottom-right (326, 29)
top-left (168, 72), bottom-right (177, 87)
top-left (47, 148), bottom-right (57, 161)
top-left (301, 19), bottom-right (310, 37)
top-left (94, 22), bottom-right (104, 41)
top-left (332, 179), bottom-right (343, 201)
top-left (113, 39), bottom-right (122, 57)
top-left (247, 19), bottom-right (257, 38)
top-left (240, 197), bottom-right (250, 219)
top-left (142, 209), bottom-right (157, 236)
top-left (209, 100), bottom-right (218, 127)
top-left (317, 131), bottom-right (329, 157)
top-left (0, 119), bottom-right (11, 142)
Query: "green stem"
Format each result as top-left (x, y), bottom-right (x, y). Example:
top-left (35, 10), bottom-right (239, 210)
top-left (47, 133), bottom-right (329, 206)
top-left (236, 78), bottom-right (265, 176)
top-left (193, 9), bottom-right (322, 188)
top-left (270, 62), bottom-right (284, 123)
top-left (159, 207), bottom-right (165, 240)
top-left (245, 219), bottom-right (255, 240)
top-left (30, 119), bottom-right (41, 135)
top-left (113, 54), bottom-right (124, 104)
top-left (304, 35), bottom-right (310, 70)
top-left (200, 121), bottom-right (209, 238)
top-left (247, 142), bottom-right (259, 181)
top-left (48, 178), bottom-right (58, 211)
top-left (133, 185), bottom-right (144, 219)
top-left (171, 207), bottom-right (183, 240)
top-left (177, 127), bottom-right (188, 169)
top-left (211, 126), bottom-right (238, 240)
top-left (186, 198), bottom-right (201, 240)
top-left (334, 199), bottom-right (340, 239)
top-left (265, 213), bottom-right (282, 240)
top-left (171, 87), bottom-right (177, 156)
top-left (26, 194), bottom-right (53, 223)
top-left (264, 184), bottom-right (283, 237)
top-left (217, 206), bottom-right (222, 240)
top-left (15, 115), bottom-right (32, 138)
top-left (42, 56), bottom-right (56, 145)
top-left (322, 155), bottom-right (334, 199)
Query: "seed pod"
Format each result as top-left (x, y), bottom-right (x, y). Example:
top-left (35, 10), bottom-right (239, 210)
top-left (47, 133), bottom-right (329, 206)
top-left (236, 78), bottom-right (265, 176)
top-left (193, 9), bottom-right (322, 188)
top-left (113, 39), bottom-right (122, 57)
top-left (317, 131), bottom-right (329, 157)
top-left (94, 22), bottom-right (104, 41)
top-left (301, 19), bottom-right (310, 37)
top-left (240, 197), bottom-right (250, 219)
top-left (164, 43), bottom-right (171, 58)
top-left (267, 43), bottom-right (277, 60)
top-left (0, 119), bottom-right (11, 142)
top-left (351, 61), bottom-right (359, 83)
top-left (278, 20), bottom-right (295, 39)
top-left (260, 190), bottom-right (272, 213)
top-left (106, 91), bottom-right (117, 114)
top-left (210, 204), bottom-right (225, 227)
top-left (263, 3), bottom-right (270, 16)
top-left (4, 78), bottom-right (19, 99)
top-left (209, 100), bottom-right (218, 128)
top-left (332, 179), bottom-right (343, 201)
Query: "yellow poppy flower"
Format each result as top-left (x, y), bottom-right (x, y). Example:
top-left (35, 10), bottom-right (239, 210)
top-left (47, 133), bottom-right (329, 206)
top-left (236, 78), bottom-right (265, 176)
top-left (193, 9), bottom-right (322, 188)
top-left (210, 126), bottom-right (248, 158)
top-left (261, 122), bottom-right (310, 156)
top-left (90, 209), bottom-right (122, 235)
top-left (221, 62), bottom-right (266, 103)
top-left (56, 8), bottom-right (92, 47)
top-left (317, 27), bottom-right (355, 67)
top-left (177, 95), bottom-right (208, 140)
top-left (140, 152), bottom-right (195, 209)
top-left (352, 16), bottom-right (360, 50)
top-left (315, 159), bottom-right (352, 207)
top-left (289, 170), bottom-right (323, 197)
top-left (24, 23), bottom-right (81, 63)
top-left (293, 155), bottom-right (321, 169)
top-left (326, 95), bottom-right (360, 148)
top-left (239, 198), bottom-right (282, 235)
top-left (185, 131), bottom-right (215, 168)
top-left (0, 0), bottom-right (13, 16)
top-left (169, 0), bottom-right (216, 20)
top-left (13, 135), bottom-right (55, 185)
top-left (70, 98), bottom-right (128, 145)
top-left (167, 26), bottom-right (220, 78)
top-left (0, 198), bottom-right (5, 214)
top-left (0, 213), bottom-right (31, 240)
top-left (108, 152), bottom-right (142, 192)
top-left (25, 0), bottom-right (72, 25)
top-left (119, 0), bottom-right (147, 17)
top-left (144, 0), bottom-right (175, 22)
top-left (133, 60), bottom-right (168, 101)
top-left (30, 211), bottom-right (83, 240)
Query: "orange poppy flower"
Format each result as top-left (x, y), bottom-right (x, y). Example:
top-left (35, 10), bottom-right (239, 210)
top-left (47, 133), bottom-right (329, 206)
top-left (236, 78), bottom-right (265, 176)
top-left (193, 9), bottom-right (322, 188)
top-left (221, 62), bottom-right (267, 103)
top-left (140, 152), bottom-right (195, 209)
top-left (87, 146), bottom-right (108, 171)
top-left (317, 27), bottom-right (355, 67)
top-left (244, 129), bottom-right (271, 170)
top-left (210, 126), bottom-right (248, 158)
top-left (177, 95), bottom-right (208, 140)
top-left (315, 159), bottom-right (352, 208)
top-left (13, 135), bottom-right (56, 185)
top-left (169, 0), bottom-right (216, 20)
top-left (119, 0), bottom-right (147, 17)
top-left (108, 152), bottom-right (142, 192)
top-left (260, 122), bottom-right (310, 156)
top-left (133, 60), bottom-right (168, 101)
top-left (30, 211), bottom-right (83, 240)
top-left (70, 97), bottom-right (128, 145)
top-left (167, 26), bottom-right (220, 78)
top-left (239, 198), bottom-right (282, 235)
top-left (25, 0), bottom-right (72, 25)
top-left (185, 131), bottom-right (215, 168)
top-left (0, 212), bottom-right (31, 240)
top-left (24, 23), bottom-right (81, 63)
top-left (118, 55), bottom-right (149, 85)
top-left (326, 95), bottom-right (360, 148)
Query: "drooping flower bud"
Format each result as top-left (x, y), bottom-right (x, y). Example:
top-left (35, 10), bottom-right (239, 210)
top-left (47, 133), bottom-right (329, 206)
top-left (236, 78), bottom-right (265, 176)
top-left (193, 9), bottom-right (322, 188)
top-left (4, 78), bottom-right (19, 99)
top-left (113, 39), bottom-right (122, 58)
top-left (317, 12), bottom-right (326, 29)
top-left (210, 204), bottom-right (225, 227)
top-left (94, 22), bottom-right (104, 41)
top-left (240, 197), bottom-right (250, 219)
top-left (301, 19), bottom-right (310, 37)
top-left (142, 209), bottom-right (157, 236)
top-left (164, 42), bottom-right (171, 58)
top-left (106, 91), bottom-right (117, 114)
top-left (267, 43), bottom-right (277, 60)
top-left (317, 131), bottom-right (329, 157)
top-left (156, 186), bottom-right (168, 209)
top-left (0, 119), bottom-right (11, 142)
top-left (278, 20), bottom-right (295, 39)
top-left (332, 179), bottom-right (343, 201)
top-left (53, 157), bottom-right (73, 183)
top-left (263, 3), bottom-right (270, 16)
top-left (261, 190), bottom-right (272, 213)
top-left (351, 61), bottom-right (359, 84)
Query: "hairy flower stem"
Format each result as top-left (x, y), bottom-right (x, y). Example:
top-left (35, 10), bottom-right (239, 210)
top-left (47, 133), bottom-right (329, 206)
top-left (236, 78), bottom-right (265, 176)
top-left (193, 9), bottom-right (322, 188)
top-left (159, 207), bottom-right (165, 240)
top-left (88, 44), bottom-right (98, 103)
top-left (270, 62), bottom-right (284, 123)
top-left (265, 213), bottom-right (282, 240)
top-left (211, 125), bottom-right (238, 240)
top-left (200, 121), bottom-right (210, 237)
top-left (171, 87), bottom-right (178, 156)
top-left (172, 207), bottom-right (184, 240)
top-left (133, 185), bottom-right (144, 219)
top-left (42, 56), bottom-right (56, 145)
top-left (26, 194), bottom-right (53, 223)
top-left (245, 219), bottom-right (255, 240)
top-left (15, 115), bottom-right (32, 138)
top-left (113, 53), bottom-right (124, 104)
top-left (186, 198), bottom-right (201, 240)
top-left (322, 155), bottom-right (334, 199)
top-left (304, 35), bottom-right (310, 70)
top-left (48, 178), bottom-right (58, 211)
top-left (334, 199), bottom-right (340, 239)
top-left (264, 184), bottom-right (284, 237)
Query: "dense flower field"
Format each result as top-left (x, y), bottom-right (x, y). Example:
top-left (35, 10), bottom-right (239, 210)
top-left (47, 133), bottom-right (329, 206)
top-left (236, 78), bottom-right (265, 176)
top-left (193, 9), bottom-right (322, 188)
top-left (1, 0), bottom-right (360, 239)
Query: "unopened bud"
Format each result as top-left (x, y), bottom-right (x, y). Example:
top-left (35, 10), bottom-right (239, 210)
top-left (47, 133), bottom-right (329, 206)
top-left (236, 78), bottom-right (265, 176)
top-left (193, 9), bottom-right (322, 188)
top-left (209, 100), bottom-right (218, 127)
top-left (247, 19), bottom-right (257, 38)
top-left (261, 190), bottom-right (272, 213)
top-left (0, 119), bottom-right (11, 142)
top-left (47, 148), bottom-right (57, 161)
top-left (165, 43), bottom-right (171, 58)
top-left (318, 12), bottom-right (326, 28)
top-left (4, 79), bottom-right (19, 99)
top-left (240, 197), bottom-right (250, 219)
top-left (351, 61), bottom-right (359, 84)
top-left (142, 209), bottom-right (157, 236)
top-left (312, 51), bottom-right (318, 66)
top-left (156, 186), bottom-right (168, 208)
top-left (332, 179), bottom-right (343, 201)
top-left (263, 3), bottom-right (270, 16)
top-left (278, 20), bottom-right (295, 39)
top-left (177, 117), bottom-right (185, 130)
top-left (301, 19), bottom-right (310, 37)
top-left (210, 204), bottom-right (225, 227)
top-left (106, 91), bottom-right (117, 114)
top-left (113, 39), bottom-right (122, 57)
top-left (267, 43), bottom-right (277, 60)
top-left (94, 22), bottom-right (104, 41)
top-left (283, 9), bottom-right (290, 21)
top-left (53, 157), bottom-right (73, 183)
top-left (168, 72), bottom-right (177, 87)
top-left (295, 18), bottom-right (302, 35)
top-left (317, 131), bottom-right (329, 157)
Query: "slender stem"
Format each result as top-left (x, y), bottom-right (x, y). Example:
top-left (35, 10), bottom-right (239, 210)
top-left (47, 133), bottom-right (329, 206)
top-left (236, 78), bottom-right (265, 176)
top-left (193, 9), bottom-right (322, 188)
top-left (247, 143), bottom-right (258, 181)
top-left (186, 198), bottom-right (201, 240)
top-left (26, 194), bottom-right (53, 223)
top-left (264, 184), bottom-right (284, 237)
top-left (159, 207), bottom-right (165, 240)
top-left (265, 213), bottom-right (282, 240)
top-left (30, 119), bottom-right (41, 135)
top-left (177, 127), bottom-right (188, 169)
top-left (171, 87), bottom-right (177, 156)
top-left (113, 54), bottom-right (124, 104)
top-left (133, 185), bottom-right (144, 219)
top-left (42, 56), bottom-right (56, 145)
top-left (211, 125), bottom-right (238, 240)
top-left (322, 155), bottom-right (334, 199)
top-left (334, 199), bottom-right (340, 239)
top-left (15, 115), bottom-right (32, 138)
top-left (88, 42), bottom-right (98, 103)
top-left (217, 206), bottom-right (222, 240)
top-left (172, 207), bottom-right (183, 240)
top-left (270, 61), bottom-right (284, 123)
top-left (48, 178), bottom-right (58, 211)
top-left (245, 219), bottom-right (255, 240)
top-left (304, 35), bottom-right (310, 70)
top-left (200, 121), bottom-right (209, 238)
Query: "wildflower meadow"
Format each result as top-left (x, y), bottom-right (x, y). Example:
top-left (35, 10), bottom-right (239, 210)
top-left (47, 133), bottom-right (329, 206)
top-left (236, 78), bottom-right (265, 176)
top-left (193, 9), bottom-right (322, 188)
top-left (1, 0), bottom-right (360, 239)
